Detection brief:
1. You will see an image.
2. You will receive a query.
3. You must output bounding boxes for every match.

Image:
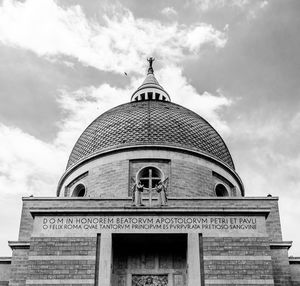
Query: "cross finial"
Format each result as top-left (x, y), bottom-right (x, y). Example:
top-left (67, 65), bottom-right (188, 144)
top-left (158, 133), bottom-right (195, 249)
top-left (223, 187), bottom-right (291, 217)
top-left (147, 57), bottom-right (155, 74)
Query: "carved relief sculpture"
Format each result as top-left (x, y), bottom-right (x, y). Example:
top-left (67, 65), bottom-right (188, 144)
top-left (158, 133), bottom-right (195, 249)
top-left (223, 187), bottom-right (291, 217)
top-left (155, 178), bottom-right (169, 206)
top-left (132, 275), bottom-right (168, 286)
top-left (131, 178), bottom-right (145, 206)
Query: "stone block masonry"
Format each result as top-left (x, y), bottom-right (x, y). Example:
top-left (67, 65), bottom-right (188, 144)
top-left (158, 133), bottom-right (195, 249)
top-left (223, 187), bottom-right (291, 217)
top-left (202, 237), bottom-right (274, 285)
top-left (0, 258), bottom-right (11, 286)
top-left (26, 237), bottom-right (97, 285)
top-left (9, 248), bottom-right (29, 286)
top-left (8, 196), bottom-right (291, 285)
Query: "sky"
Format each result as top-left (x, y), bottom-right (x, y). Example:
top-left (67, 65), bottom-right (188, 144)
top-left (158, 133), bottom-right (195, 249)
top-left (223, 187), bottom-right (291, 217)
top-left (0, 0), bottom-right (299, 257)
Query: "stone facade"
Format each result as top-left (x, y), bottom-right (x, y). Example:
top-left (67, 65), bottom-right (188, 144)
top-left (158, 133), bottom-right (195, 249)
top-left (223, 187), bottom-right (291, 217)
top-left (290, 258), bottom-right (300, 285)
top-left (0, 63), bottom-right (298, 286)
top-left (0, 258), bottom-right (10, 286)
top-left (58, 149), bottom-right (243, 198)
top-left (1, 195), bottom-right (296, 285)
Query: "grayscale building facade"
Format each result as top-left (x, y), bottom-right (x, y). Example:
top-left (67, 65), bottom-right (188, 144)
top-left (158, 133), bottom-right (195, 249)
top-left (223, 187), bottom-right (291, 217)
top-left (0, 59), bottom-right (300, 286)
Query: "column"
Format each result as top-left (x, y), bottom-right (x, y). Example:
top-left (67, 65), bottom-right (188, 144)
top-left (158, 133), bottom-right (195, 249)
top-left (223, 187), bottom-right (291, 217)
top-left (98, 233), bottom-right (112, 286)
top-left (187, 233), bottom-right (201, 286)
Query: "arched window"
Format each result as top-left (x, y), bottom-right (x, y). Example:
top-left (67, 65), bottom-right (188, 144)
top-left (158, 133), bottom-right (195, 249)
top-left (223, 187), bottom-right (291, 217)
top-left (72, 183), bottom-right (86, 197)
top-left (137, 166), bottom-right (163, 189)
top-left (215, 183), bottom-right (229, 197)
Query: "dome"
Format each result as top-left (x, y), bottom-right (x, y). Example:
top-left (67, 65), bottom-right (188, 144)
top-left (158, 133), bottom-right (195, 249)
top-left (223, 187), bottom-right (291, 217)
top-left (67, 100), bottom-right (235, 170)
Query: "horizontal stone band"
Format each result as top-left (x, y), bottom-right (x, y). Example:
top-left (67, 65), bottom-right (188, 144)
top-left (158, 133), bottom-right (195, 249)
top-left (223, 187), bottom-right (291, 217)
top-left (205, 279), bottom-right (274, 284)
top-left (26, 279), bottom-right (94, 284)
top-left (204, 255), bottom-right (272, 261)
top-left (28, 255), bottom-right (96, 260)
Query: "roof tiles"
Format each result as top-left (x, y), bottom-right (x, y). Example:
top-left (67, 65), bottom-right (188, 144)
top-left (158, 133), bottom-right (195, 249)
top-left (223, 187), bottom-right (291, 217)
top-left (67, 101), bottom-right (235, 170)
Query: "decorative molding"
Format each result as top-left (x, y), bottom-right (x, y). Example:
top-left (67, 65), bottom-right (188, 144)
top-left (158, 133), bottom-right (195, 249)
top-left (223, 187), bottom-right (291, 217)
top-left (66, 171), bottom-right (88, 189)
top-left (270, 241), bottom-right (292, 249)
top-left (289, 257), bottom-right (300, 264)
top-left (22, 196), bottom-right (279, 201)
top-left (8, 241), bottom-right (30, 250)
top-left (29, 207), bottom-right (271, 217)
top-left (0, 257), bottom-right (11, 263)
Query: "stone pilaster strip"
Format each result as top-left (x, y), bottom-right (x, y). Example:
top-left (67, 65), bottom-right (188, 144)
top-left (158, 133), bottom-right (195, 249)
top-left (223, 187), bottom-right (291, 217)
top-left (94, 234), bottom-right (101, 286)
top-left (199, 234), bottom-right (205, 286)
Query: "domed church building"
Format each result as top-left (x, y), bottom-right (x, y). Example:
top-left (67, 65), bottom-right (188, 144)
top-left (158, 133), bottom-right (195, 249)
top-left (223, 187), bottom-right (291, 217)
top-left (1, 59), bottom-right (300, 286)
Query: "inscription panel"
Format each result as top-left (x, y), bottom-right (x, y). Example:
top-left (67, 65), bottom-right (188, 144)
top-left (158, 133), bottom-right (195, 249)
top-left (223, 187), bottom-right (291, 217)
top-left (32, 215), bottom-right (266, 237)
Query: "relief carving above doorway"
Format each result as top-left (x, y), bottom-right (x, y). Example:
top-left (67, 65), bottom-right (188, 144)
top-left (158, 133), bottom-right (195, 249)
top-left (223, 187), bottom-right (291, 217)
top-left (132, 275), bottom-right (168, 286)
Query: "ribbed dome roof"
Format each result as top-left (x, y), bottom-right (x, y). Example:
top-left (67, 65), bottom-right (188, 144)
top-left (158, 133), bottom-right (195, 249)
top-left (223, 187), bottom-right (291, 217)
top-left (67, 100), bottom-right (235, 170)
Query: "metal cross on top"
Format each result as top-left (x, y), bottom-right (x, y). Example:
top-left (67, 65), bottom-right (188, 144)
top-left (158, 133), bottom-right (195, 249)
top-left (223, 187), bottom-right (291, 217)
top-left (139, 167), bottom-right (161, 206)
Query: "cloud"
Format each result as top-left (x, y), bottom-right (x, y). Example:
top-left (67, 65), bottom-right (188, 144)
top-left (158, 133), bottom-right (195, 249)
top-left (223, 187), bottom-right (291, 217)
top-left (260, 1), bottom-right (269, 9)
top-left (56, 64), bottom-right (233, 147)
top-left (0, 0), bottom-right (227, 74)
top-left (0, 2), bottom-right (231, 257)
top-left (235, 145), bottom-right (300, 255)
top-left (158, 65), bottom-right (232, 134)
top-left (186, 24), bottom-right (227, 52)
top-left (290, 112), bottom-right (300, 132)
top-left (0, 82), bottom-right (131, 201)
top-left (228, 110), bottom-right (300, 255)
top-left (0, 124), bottom-right (65, 196)
top-left (187, 0), bottom-right (269, 19)
top-left (0, 65), bottom-right (232, 196)
top-left (55, 83), bottom-right (131, 152)
top-left (161, 6), bottom-right (178, 16)
top-left (189, 0), bottom-right (250, 11)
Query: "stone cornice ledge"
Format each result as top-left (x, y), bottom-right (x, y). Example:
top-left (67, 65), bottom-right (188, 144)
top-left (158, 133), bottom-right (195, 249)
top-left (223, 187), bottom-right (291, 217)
top-left (22, 196), bottom-right (279, 201)
top-left (0, 257), bottom-right (11, 263)
top-left (8, 241), bottom-right (30, 250)
top-left (270, 241), bottom-right (293, 249)
top-left (289, 257), bottom-right (300, 263)
top-left (29, 207), bottom-right (270, 218)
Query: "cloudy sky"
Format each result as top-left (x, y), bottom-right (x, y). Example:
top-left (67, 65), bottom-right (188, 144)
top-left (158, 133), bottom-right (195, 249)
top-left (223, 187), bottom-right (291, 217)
top-left (0, 0), bottom-right (300, 256)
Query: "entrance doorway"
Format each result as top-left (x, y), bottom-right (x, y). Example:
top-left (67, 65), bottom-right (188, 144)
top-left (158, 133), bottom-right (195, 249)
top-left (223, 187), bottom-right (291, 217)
top-left (112, 234), bottom-right (187, 286)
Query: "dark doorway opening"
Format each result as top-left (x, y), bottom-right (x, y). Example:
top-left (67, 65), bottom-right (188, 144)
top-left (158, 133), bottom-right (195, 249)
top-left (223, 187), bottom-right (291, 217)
top-left (112, 234), bottom-right (187, 286)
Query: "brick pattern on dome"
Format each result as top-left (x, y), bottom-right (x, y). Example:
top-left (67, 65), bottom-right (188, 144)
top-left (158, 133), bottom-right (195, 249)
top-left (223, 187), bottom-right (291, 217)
top-left (67, 101), bottom-right (234, 169)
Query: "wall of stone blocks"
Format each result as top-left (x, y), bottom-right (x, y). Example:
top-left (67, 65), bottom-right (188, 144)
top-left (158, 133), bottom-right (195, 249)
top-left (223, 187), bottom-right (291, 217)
top-left (271, 248), bottom-right (292, 286)
top-left (202, 236), bottom-right (274, 285)
top-left (26, 237), bottom-right (97, 286)
top-left (290, 261), bottom-right (300, 286)
top-left (12, 196), bottom-right (291, 285)
top-left (9, 248), bottom-right (29, 286)
top-left (0, 261), bottom-right (10, 286)
top-left (87, 160), bottom-right (129, 198)
top-left (129, 159), bottom-right (170, 180)
top-left (58, 149), bottom-right (243, 198)
top-left (65, 171), bottom-right (88, 197)
top-left (170, 159), bottom-right (213, 197)
top-left (17, 197), bottom-right (283, 242)
top-left (63, 157), bottom-right (215, 198)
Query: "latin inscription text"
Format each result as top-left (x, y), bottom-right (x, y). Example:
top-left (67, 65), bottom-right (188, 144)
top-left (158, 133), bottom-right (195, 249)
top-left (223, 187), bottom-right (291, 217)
top-left (40, 216), bottom-right (257, 232)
